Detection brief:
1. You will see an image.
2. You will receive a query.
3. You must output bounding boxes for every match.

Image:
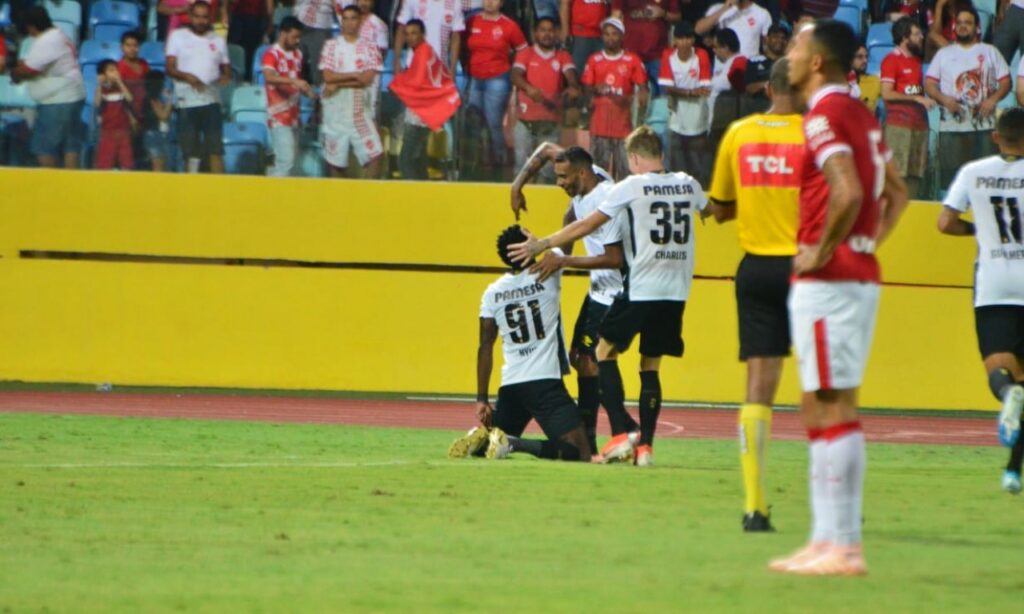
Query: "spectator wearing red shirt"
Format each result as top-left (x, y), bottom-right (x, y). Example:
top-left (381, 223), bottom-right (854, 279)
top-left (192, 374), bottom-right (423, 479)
top-left (465, 0), bottom-right (527, 167)
top-left (582, 17), bottom-right (649, 179)
top-left (0, 35), bottom-right (7, 74)
top-left (561, 0), bottom-right (611, 74)
top-left (228, 0), bottom-right (273, 81)
top-left (880, 17), bottom-right (933, 198)
top-left (262, 17), bottom-right (313, 177)
top-left (94, 60), bottom-right (136, 170)
top-left (611, 0), bottom-right (681, 91)
top-left (118, 31), bottom-right (150, 119)
top-left (511, 16), bottom-right (580, 179)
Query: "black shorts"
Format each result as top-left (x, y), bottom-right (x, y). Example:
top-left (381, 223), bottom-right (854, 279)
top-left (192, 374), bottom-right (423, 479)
top-left (975, 305), bottom-right (1024, 358)
top-left (598, 296), bottom-right (685, 357)
top-left (570, 295), bottom-right (611, 359)
top-left (177, 104), bottom-right (225, 158)
top-left (736, 254), bottom-right (792, 360)
top-left (492, 379), bottom-right (582, 440)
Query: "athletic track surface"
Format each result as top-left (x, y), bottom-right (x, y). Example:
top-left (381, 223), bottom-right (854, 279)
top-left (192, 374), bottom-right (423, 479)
top-left (0, 391), bottom-right (997, 447)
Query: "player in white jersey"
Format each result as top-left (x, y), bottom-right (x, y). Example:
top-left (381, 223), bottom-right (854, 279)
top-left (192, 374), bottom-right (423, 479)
top-left (510, 144), bottom-right (633, 454)
top-left (510, 126), bottom-right (708, 466)
top-left (448, 225), bottom-right (593, 462)
top-left (938, 108), bottom-right (1024, 494)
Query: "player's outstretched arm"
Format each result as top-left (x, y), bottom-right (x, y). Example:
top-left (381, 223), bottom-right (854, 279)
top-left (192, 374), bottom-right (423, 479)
top-left (510, 142), bottom-right (564, 220)
top-left (876, 159), bottom-right (910, 245)
top-left (794, 152), bottom-right (862, 275)
top-left (936, 207), bottom-right (976, 236)
top-left (476, 318), bottom-right (499, 427)
top-left (529, 242), bottom-right (624, 282)
top-left (508, 211), bottom-right (611, 265)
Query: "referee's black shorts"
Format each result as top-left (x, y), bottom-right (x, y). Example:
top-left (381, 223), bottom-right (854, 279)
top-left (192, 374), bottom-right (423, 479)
top-left (736, 254), bottom-right (792, 360)
top-left (975, 305), bottom-right (1024, 359)
top-left (599, 294), bottom-right (685, 357)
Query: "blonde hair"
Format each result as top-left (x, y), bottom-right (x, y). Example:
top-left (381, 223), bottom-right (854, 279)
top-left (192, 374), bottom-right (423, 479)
top-left (624, 126), bottom-right (662, 160)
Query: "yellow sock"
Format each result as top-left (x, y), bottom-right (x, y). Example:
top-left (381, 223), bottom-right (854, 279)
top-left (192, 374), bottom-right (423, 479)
top-left (739, 403), bottom-right (772, 515)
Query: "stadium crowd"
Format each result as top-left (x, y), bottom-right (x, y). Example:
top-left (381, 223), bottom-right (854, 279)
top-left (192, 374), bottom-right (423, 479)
top-left (0, 0), bottom-right (1023, 196)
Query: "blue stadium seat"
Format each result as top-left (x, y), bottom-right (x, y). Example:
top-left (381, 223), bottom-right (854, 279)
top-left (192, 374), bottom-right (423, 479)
top-left (228, 43), bottom-right (246, 81)
top-left (645, 96), bottom-right (669, 138)
top-left (139, 41), bottom-right (165, 71)
top-left (866, 22), bottom-right (893, 48)
top-left (88, 0), bottom-right (139, 37)
top-left (0, 3), bottom-right (11, 29)
top-left (79, 39), bottom-right (123, 76)
top-left (82, 69), bottom-right (98, 103)
top-left (838, 0), bottom-right (868, 10)
top-left (229, 85), bottom-right (267, 124)
top-left (867, 44), bottom-right (894, 75)
top-left (94, 22), bottom-right (134, 43)
top-left (223, 121), bottom-right (268, 174)
top-left (252, 44), bottom-right (270, 85)
top-left (54, 19), bottom-right (80, 46)
top-left (43, 0), bottom-right (83, 26)
top-left (0, 75), bottom-right (37, 108)
top-left (300, 94), bottom-right (314, 125)
top-left (299, 143), bottom-right (325, 178)
top-left (833, 6), bottom-right (862, 37)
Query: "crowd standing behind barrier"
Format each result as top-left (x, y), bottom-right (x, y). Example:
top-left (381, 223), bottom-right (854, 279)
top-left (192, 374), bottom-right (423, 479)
top-left (0, 0), bottom-right (1022, 198)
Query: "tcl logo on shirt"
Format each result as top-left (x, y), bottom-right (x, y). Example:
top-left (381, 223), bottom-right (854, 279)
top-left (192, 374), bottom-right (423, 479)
top-left (737, 143), bottom-right (803, 187)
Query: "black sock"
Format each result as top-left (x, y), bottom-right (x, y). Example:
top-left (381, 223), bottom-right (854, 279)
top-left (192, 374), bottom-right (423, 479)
top-left (509, 436), bottom-right (543, 457)
top-left (988, 368), bottom-right (1016, 402)
top-left (1009, 423), bottom-right (1024, 473)
top-left (598, 359), bottom-right (630, 434)
top-left (578, 375), bottom-right (600, 451)
top-left (639, 370), bottom-right (662, 447)
top-left (511, 437), bottom-right (581, 461)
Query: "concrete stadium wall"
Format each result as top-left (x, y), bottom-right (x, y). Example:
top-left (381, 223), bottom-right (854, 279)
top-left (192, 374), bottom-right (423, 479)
top-left (0, 168), bottom-right (989, 410)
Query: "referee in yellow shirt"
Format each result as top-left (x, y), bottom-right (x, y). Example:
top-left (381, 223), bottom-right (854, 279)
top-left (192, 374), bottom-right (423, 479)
top-left (707, 58), bottom-right (803, 533)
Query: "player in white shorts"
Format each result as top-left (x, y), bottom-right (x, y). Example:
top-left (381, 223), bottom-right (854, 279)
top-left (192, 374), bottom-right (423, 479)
top-left (319, 5), bottom-right (384, 178)
top-left (770, 19), bottom-right (909, 577)
top-left (447, 225), bottom-right (592, 462)
top-left (508, 126), bottom-right (708, 467)
top-left (509, 143), bottom-right (633, 454)
top-left (938, 107), bottom-right (1024, 494)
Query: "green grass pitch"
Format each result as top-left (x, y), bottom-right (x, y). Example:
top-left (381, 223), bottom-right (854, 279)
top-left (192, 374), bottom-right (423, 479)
top-left (1, 412), bottom-right (1021, 612)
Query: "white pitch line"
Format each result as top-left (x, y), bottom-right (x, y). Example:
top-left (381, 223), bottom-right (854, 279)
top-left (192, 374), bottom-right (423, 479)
top-left (406, 395), bottom-right (740, 410)
top-left (2, 460), bottom-right (429, 469)
top-left (657, 420), bottom-right (686, 436)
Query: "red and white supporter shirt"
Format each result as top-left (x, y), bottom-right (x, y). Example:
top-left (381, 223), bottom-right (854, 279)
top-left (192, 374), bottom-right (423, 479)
top-left (657, 46), bottom-right (711, 136)
top-left (334, 2), bottom-right (390, 51)
top-left (570, 0), bottom-right (610, 38)
top-left (925, 42), bottom-right (1009, 132)
top-left (582, 50), bottom-right (647, 138)
top-left (880, 47), bottom-right (927, 131)
top-left (703, 2), bottom-right (771, 59)
top-left (319, 36), bottom-right (381, 120)
top-left (513, 45), bottom-right (575, 122)
top-left (397, 0), bottom-right (466, 65)
top-left (798, 84), bottom-right (892, 283)
top-left (262, 44), bottom-right (303, 128)
top-left (295, 0), bottom-right (335, 29)
top-left (466, 13), bottom-right (527, 79)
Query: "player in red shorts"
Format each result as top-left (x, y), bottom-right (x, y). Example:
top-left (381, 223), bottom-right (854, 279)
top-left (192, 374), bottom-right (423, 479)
top-left (768, 19), bottom-right (910, 576)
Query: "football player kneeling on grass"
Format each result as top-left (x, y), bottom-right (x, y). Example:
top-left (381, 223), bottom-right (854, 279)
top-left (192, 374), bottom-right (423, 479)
top-left (448, 225), bottom-right (593, 461)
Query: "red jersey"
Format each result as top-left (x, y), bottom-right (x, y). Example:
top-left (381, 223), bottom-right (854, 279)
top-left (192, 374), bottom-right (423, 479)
top-left (570, 0), bottom-right (610, 38)
top-left (582, 50), bottom-right (648, 138)
top-left (798, 85), bottom-right (891, 283)
top-left (879, 48), bottom-right (927, 130)
top-left (611, 0), bottom-right (681, 62)
top-left (98, 82), bottom-right (132, 131)
top-left (513, 46), bottom-right (575, 122)
top-left (465, 14), bottom-right (527, 80)
top-left (117, 58), bottom-right (150, 119)
top-left (261, 44), bottom-right (303, 128)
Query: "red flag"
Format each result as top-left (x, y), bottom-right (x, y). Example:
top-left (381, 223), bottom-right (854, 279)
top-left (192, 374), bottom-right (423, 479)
top-left (388, 43), bottom-right (462, 132)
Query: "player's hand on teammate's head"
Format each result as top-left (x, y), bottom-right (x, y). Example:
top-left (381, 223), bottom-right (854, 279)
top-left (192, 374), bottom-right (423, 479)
top-left (508, 229), bottom-right (541, 266)
top-left (475, 402), bottom-right (493, 428)
top-left (529, 251), bottom-right (564, 282)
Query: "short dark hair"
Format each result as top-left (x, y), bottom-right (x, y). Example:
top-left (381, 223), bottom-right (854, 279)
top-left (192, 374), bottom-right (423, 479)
top-left (554, 146), bottom-right (593, 170)
top-left (278, 16), bottom-right (304, 33)
top-left (810, 18), bottom-right (859, 74)
top-left (405, 18), bottom-right (426, 34)
top-left (535, 16), bottom-right (559, 29)
top-left (955, 5), bottom-right (980, 27)
top-left (892, 16), bottom-right (918, 46)
top-left (767, 24), bottom-right (789, 37)
top-left (715, 28), bottom-right (740, 53)
top-left (190, 0), bottom-right (211, 12)
top-left (20, 6), bottom-right (53, 33)
top-left (96, 59), bottom-right (117, 75)
top-left (120, 30), bottom-right (143, 45)
top-left (997, 108), bottom-right (1024, 146)
top-left (497, 225), bottom-right (529, 271)
top-left (341, 5), bottom-right (360, 17)
top-left (768, 57), bottom-right (795, 95)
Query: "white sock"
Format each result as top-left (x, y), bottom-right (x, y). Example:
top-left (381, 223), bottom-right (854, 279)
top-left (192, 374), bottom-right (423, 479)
top-left (826, 424), bottom-right (866, 547)
top-left (808, 432), bottom-right (831, 544)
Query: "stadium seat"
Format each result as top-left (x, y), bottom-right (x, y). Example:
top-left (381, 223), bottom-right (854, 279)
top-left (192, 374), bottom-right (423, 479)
top-left (0, 3), bottom-right (10, 29)
top-left (974, 0), bottom-right (998, 15)
top-left (79, 39), bottom-right (123, 76)
top-left (833, 6), bottom-right (862, 37)
top-left (229, 85), bottom-right (267, 124)
top-left (54, 19), bottom-right (80, 46)
top-left (82, 69), bottom-right (98, 103)
top-left (0, 75), bottom-right (36, 108)
top-left (978, 9), bottom-right (993, 38)
top-left (228, 43), bottom-right (246, 81)
top-left (645, 96), bottom-right (669, 141)
top-left (252, 44), bottom-right (270, 85)
top-left (139, 40), bottom-right (165, 71)
top-left (88, 0), bottom-right (139, 37)
top-left (300, 94), bottom-right (314, 125)
top-left (867, 43), bottom-right (893, 75)
top-left (43, 0), bottom-right (83, 26)
top-left (838, 0), bottom-right (868, 10)
top-left (223, 121), bottom-right (268, 174)
top-left (93, 22), bottom-right (134, 43)
top-left (866, 22), bottom-right (893, 48)
top-left (299, 143), bottom-right (325, 178)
